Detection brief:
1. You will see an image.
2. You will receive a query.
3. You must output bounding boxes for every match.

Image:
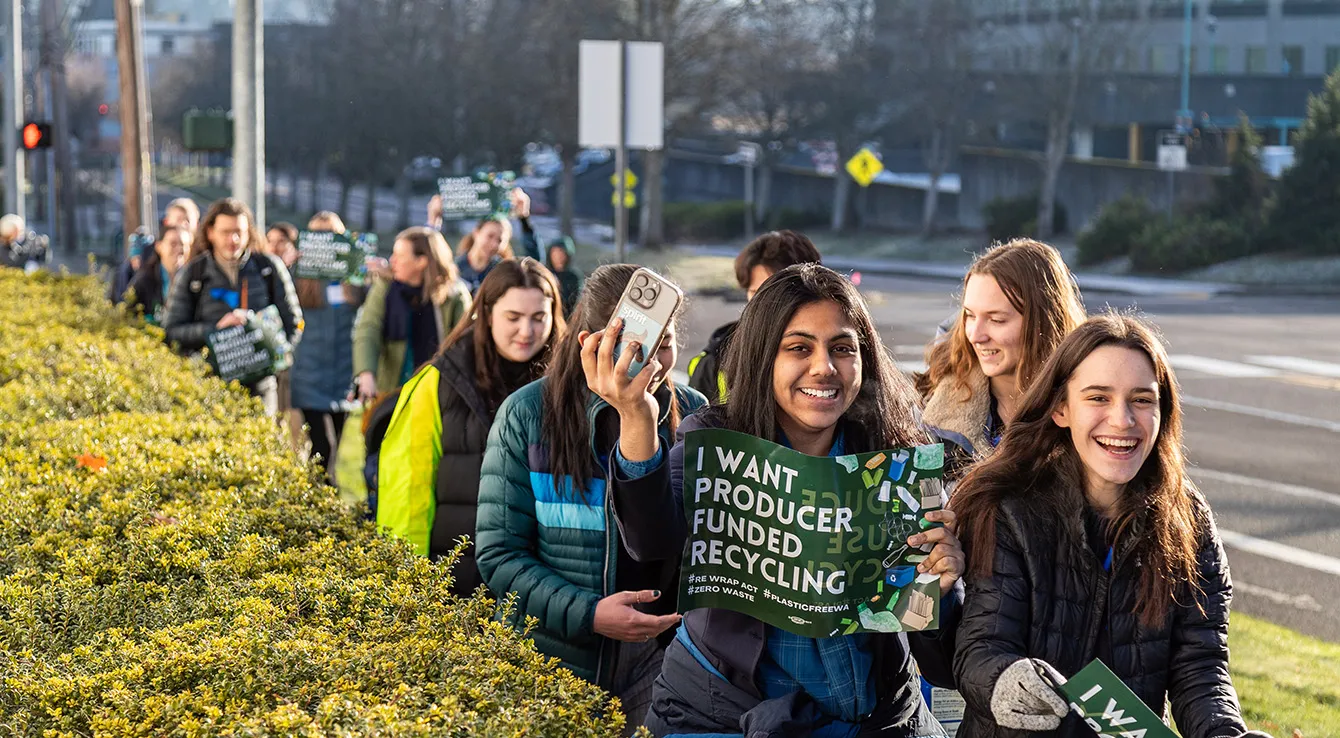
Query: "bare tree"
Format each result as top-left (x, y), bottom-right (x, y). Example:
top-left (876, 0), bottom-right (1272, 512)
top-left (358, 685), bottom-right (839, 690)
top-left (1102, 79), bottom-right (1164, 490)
top-left (991, 4), bottom-right (1145, 238)
top-left (880, 0), bottom-right (982, 236)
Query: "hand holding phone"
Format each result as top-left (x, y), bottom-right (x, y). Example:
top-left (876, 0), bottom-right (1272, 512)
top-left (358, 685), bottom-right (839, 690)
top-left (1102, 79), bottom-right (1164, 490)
top-left (610, 268), bottom-right (683, 381)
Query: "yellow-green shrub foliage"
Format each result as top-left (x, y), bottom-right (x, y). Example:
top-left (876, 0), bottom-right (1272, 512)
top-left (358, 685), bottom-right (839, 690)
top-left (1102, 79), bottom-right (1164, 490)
top-left (0, 270), bottom-right (630, 736)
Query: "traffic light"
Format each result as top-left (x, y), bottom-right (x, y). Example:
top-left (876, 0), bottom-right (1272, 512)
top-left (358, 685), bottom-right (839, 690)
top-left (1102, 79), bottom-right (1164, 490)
top-left (98, 103), bottom-right (110, 116)
top-left (21, 121), bottom-right (51, 150)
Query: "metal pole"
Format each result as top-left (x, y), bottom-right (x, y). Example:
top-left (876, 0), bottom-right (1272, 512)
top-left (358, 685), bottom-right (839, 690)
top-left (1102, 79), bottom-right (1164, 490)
top-left (4, 0), bottom-right (23, 219)
top-left (1179, 0), bottom-right (1193, 127)
top-left (743, 157), bottom-right (755, 242)
top-left (232, 0), bottom-right (265, 225)
top-left (614, 39), bottom-right (627, 262)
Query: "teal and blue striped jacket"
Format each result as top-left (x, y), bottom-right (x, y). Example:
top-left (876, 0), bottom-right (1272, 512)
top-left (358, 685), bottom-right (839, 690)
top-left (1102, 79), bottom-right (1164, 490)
top-left (475, 376), bottom-right (707, 686)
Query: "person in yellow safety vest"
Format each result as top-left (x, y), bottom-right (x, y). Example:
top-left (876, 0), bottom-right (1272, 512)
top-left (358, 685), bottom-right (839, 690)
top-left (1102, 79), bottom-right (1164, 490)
top-left (686, 231), bottom-right (822, 404)
top-left (376, 258), bottom-right (565, 597)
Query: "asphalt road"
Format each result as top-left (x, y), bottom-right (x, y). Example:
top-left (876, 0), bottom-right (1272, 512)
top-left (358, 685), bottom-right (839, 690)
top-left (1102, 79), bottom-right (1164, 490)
top-left (676, 274), bottom-right (1340, 642)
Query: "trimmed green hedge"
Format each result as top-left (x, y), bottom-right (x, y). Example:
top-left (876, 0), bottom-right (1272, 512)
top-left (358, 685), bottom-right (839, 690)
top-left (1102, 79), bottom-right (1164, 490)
top-left (0, 270), bottom-right (629, 735)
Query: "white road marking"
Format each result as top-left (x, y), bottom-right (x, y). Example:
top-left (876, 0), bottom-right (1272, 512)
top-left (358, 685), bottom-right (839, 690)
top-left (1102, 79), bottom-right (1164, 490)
top-left (1170, 354), bottom-right (1281, 378)
top-left (1182, 395), bottom-right (1340, 434)
top-left (1191, 468), bottom-right (1340, 508)
top-left (897, 360), bottom-right (928, 374)
top-left (893, 345), bottom-right (928, 355)
top-left (1219, 529), bottom-right (1340, 578)
top-left (1245, 355), bottom-right (1340, 379)
top-left (1234, 581), bottom-right (1325, 612)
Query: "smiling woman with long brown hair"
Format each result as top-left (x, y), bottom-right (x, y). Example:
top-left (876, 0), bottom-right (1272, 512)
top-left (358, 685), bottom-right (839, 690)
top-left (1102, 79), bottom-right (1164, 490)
top-left (951, 314), bottom-right (1270, 738)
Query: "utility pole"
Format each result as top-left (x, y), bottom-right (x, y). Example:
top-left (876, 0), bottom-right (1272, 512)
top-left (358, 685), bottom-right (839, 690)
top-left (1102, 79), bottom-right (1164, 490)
top-left (44, 0), bottom-right (76, 251)
top-left (232, 0), bottom-right (264, 225)
top-left (114, 0), bottom-right (151, 241)
top-left (3, 0), bottom-right (23, 220)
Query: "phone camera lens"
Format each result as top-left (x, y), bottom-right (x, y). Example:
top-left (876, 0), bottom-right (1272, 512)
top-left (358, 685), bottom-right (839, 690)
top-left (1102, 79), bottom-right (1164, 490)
top-left (635, 275), bottom-right (650, 287)
top-left (630, 288), bottom-right (643, 301)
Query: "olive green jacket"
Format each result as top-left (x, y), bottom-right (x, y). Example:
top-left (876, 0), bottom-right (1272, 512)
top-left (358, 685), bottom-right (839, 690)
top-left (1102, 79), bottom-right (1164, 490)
top-left (353, 277), bottom-right (472, 393)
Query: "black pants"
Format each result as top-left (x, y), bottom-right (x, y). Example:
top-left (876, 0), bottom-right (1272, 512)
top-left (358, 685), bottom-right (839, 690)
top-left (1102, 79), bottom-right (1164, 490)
top-left (301, 409), bottom-right (347, 480)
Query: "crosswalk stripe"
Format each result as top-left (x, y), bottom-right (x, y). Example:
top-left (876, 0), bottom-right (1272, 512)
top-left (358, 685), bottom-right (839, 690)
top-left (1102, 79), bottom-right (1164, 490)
top-left (1169, 354), bottom-right (1280, 378)
top-left (1191, 468), bottom-right (1340, 507)
top-left (1245, 355), bottom-right (1340, 379)
top-left (1182, 395), bottom-right (1340, 433)
top-left (1219, 529), bottom-right (1340, 578)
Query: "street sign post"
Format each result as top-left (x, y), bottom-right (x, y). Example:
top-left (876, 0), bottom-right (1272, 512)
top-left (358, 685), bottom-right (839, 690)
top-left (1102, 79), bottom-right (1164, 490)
top-left (1157, 130), bottom-right (1188, 216)
top-left (738, 142), bottom-right (762, 241)
top-left (580, 39), bottom-right (664, 261)
top-left (846, 148), bottom-right (884, 188)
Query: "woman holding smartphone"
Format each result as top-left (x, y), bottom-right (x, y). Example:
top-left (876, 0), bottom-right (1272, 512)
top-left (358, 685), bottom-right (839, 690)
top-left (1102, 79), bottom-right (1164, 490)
top-left (951, 315), bottom-right (1270, 738)
top-left (917, 239), bottom-right (1085, 480)
top-left (603, 264), bottom-right (965, 737)
top-left (475, 264), bottom-right (707, 732)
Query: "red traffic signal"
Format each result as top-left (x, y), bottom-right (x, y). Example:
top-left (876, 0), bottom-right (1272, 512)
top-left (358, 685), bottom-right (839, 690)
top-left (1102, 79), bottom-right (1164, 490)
top-left (22, 121), bottom-right (51, 150)
top-left (98, 103), bottom-right (110, 115)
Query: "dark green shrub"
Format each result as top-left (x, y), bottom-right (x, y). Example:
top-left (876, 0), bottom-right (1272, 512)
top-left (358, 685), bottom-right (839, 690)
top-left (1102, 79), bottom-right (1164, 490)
top-left (983, 194), bottom-right (1068, 243)
top-left (0, 271), bottom-right (630, 736)
top-left (1077, 195), bottom-right (1157, 265)
top-left (1263, 70), bottom-right (1340, 255)
top-left (664, 200), bottom-right (748, 242)
top-left (1129, 216), bottom-right (1253, 273)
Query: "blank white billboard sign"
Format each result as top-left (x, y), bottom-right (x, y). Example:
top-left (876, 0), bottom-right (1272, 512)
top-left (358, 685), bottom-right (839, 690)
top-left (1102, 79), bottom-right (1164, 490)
top-left (578, 39), bottom-right (663, 150)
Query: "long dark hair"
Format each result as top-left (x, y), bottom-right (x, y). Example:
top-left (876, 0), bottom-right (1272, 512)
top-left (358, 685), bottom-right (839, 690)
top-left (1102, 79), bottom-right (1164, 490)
top-left (439, 258), bottom-right (566, 410)
top-left (952, 314), bottom-right (1205, 627)
top-left (722, 263), bottom-right (926, 453)
top-left (543, 264), bottom-right (682, 497)
top-left (190, 197), bottom-right (266, 263)
top-left (918, 238), bottom-right (1086, 398)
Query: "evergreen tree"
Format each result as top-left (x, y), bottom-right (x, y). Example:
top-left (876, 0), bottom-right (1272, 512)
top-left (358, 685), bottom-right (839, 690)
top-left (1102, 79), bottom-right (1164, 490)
top-left (1206, 113), bottom-right (1268, 227)
top-left (1264, 70), bottom-right (1340, 255)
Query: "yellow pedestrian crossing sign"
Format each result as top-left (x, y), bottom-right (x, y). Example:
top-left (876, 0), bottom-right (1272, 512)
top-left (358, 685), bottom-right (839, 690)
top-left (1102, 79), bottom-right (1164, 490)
top-left (611, 169), bottom-right (639, 190)
top-left (612, 190), bottom-right (637, 208)
top-left (845, 148), bottom-right (884, 187)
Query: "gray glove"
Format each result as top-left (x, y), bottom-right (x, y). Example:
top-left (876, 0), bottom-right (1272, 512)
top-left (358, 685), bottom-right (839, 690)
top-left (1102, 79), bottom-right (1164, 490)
top-left (990, 658), bottom-right (1069, 731)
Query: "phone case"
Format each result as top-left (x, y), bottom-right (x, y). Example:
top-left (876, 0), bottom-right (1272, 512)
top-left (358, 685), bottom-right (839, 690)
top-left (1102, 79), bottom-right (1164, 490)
top-left (611, 268), bottom-right (683, 379)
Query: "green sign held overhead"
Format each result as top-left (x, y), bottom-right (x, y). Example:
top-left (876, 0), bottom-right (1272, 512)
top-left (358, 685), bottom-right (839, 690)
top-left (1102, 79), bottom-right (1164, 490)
top-left (680, 429), bottom-right (948, 638)
top-left (204, 305), bottom-right (294, 385)
top-left (293, 230), bottom-right (371, 282)
top-left (437, 171), bottom-right (516, 221)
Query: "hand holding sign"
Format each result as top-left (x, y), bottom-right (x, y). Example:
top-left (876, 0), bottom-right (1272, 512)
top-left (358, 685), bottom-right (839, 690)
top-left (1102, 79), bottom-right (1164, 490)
top-left (909, 508), bottom-right (965, 596)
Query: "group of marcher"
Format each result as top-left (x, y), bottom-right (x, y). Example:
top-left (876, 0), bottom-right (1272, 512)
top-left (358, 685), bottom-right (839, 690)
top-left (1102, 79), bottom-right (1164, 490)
top-left (82, 188), bottom-right (1269, 738)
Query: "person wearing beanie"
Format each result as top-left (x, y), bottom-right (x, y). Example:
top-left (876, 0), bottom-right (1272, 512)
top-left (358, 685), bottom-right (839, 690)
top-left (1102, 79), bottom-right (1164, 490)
top-left (544, 236), bottom-right (583, 318)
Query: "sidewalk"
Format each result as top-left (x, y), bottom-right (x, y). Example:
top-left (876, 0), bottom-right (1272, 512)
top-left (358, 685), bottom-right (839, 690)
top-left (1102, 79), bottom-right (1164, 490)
top-left (684, 245), bottom-right (1244, 299)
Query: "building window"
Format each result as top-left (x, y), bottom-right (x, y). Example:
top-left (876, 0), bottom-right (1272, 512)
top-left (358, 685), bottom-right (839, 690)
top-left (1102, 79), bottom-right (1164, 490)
top-left (1148, 45), bottom-right (1178, 73)
top-left (1210, 45), bottom-right (1230, 73)
top-left (1246, 46), bottom-right (1268, 74)
top-left (161, 35), bottom-right (175, 55)
top-left (1327, 46), bottom-right (1340, 73)
top-left (1282, 45), bottom-right (1303, 75)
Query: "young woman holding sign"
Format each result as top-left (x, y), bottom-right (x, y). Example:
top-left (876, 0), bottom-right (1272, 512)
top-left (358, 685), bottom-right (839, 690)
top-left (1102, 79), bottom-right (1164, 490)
top-left (163, 197), bottom-right (303, 416)
top-left (917, 239), bottom-right (1086, 480)
top-left (951, 315), bottom-right (1271, 738)
top-left (603, 264), bottom-right (965, 737)
top-left (475, 264), bottom-right (707, 734)
top-left (289, 211), bottom-right (366, 483)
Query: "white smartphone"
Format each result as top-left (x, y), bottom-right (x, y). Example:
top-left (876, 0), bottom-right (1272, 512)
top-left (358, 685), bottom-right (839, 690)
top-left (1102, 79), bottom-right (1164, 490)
top-left (611, 267), bottom-right (684, 380)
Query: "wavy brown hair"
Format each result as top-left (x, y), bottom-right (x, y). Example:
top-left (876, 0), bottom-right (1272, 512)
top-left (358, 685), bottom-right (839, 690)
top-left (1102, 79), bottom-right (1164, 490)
top-left (952, 314), bottom-right (1205, 627)
top-left (918, 239), bottom-right (1086, 399)
top-left (395, 226), bottom-right (461, 305)
top-left (722, 263), bottom-right (927, 452)
top-left (543, 264), bottom-right (682, 498)
top-left (438, 258), bottom-right (566, 410)
top-left (455, 215), bottom-right (515, 260)
top-left (190, 197), bottom-right (266, 263)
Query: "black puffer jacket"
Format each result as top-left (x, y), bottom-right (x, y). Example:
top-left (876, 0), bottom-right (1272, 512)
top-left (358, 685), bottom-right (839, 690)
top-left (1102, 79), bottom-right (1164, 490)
top-left (162, 249), bottom-right (303, 352)
top-left (954, 491), bottom-right (1252, 738)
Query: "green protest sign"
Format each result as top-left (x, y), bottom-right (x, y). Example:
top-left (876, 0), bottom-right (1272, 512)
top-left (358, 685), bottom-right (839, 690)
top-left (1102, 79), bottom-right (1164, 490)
top-left (437, 171), bottom-right (516, 220)
top-left (1055, 659), bottom-right (1177, 738)
top-left (205, 305), bottom-right (294, 384)
top-left (680, 428), bottom-right (947, 638)
top-left (293, 230), bottom-right (368, 281)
